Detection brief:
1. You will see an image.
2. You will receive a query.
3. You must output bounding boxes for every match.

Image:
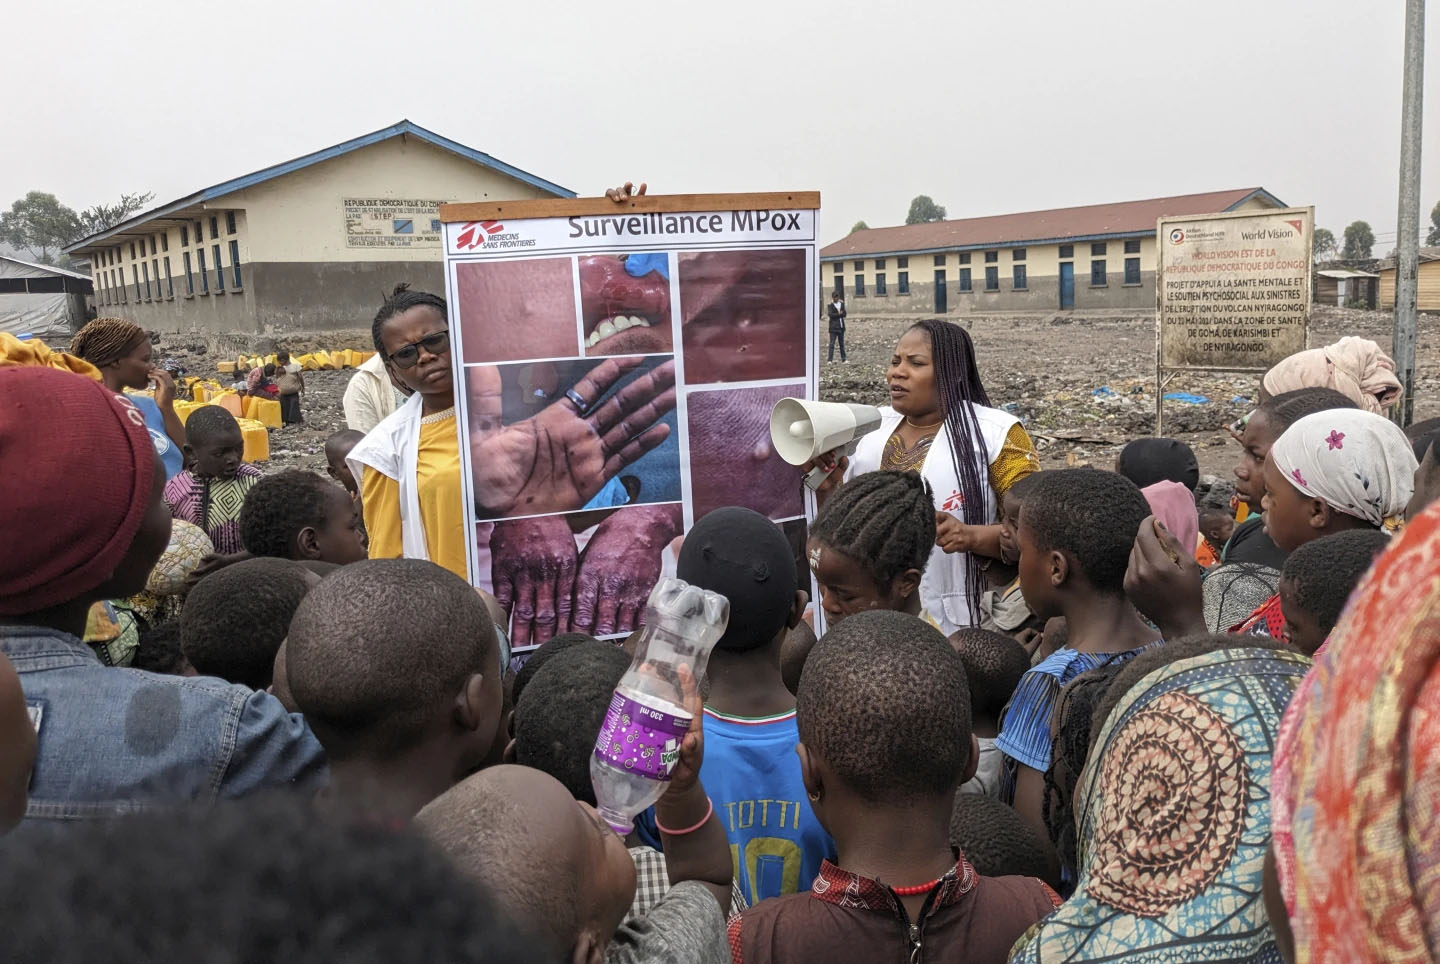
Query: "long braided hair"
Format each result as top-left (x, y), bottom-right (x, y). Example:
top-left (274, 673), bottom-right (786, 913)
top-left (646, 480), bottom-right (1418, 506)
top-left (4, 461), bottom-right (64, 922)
top-left (370, 283), bottom-right (448, 355)
top-left (910, 320), bottom-right (992, 621)
top-left (70, 318), bottom-right (146, 367)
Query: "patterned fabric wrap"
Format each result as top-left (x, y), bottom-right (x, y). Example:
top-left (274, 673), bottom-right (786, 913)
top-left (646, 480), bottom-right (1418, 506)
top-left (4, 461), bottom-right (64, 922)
top-left (1268, 409), bottom-right (1416, 528)
top-left (163, 465), bottom-right (262, 555)
top-left (1279, 498), bottom-right (1440, 963)
top-left (1009, 647), bottom-right (1309, 963)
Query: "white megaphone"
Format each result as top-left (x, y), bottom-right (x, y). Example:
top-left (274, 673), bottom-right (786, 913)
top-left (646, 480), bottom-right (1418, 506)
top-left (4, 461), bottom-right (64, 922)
top-left (769, 398), bottom-right (884, 490)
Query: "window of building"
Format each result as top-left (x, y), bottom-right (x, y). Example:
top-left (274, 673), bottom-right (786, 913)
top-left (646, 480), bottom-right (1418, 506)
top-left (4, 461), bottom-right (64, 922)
top-left (129, 242), bottom-right (136, 260)
top-left (134, 267), bottom-right (142, 301)
top-left (1091, 243), bottom-right (1107, 256)
top-left (152, 259), bottom-right (161, 297)
top-left (226, 211), bottom-right (237, 234)
top-left (853, 260), bottom-right (864, 272)
top-left (119, 268), bottom-right (127, 303)
top-left (959, 252), bottom-right (971, 265)
top-left (183, 252), bottom-right (194, 295)
top-left (875, 258), bottom-right (886, 270)
top-left (898, 271), bottom-right (909, 294)
top-left (934, 254), bottom-right (946, 266)
top-left (897, 256), bottom-right (908, 268)
top-left (959, 268), bottom-right (972, 291)
top-left (854, 275), bottom-right (866, 297)
top-left (198, 249), bottom-right (209, 293)
top-left (984, 251), bottom-right (998, 263)
top-left (833, 277), bottom-right (844, 295)
top-left (212, 244), bottom-right (225, 291)
top-left (149, 237), bottom-right (157, 256)
top-left (0, 280), bottom-right (25, 294)
top-left (229, 240), bottom-right (242, 288)
top-left (1059, 244), bottom-right (1074, 259)
top-left (985, 266), bottom-right (999, 291)
top-left (1013, 265), bottom-right (1027, 290)
top-left (876, 273), bottom-right (887, 295)
top-left (1091, 260), bottom-right (1107, 286)
top-left (209, 216), bottom-right (219, 240)
top-left (195, 221), bottom-right (203, 245)
top-left (1124, 257), bottom-right (1141, 285)
top-left (160, 233), bottom-right (168, 253)
top-left (181, 226), bottom-right (189, 247)
top-left (1124, 239), bottom-right (1141, 254)
top-left (143, 262), bottom-right (153, 300)
top-left (1013, 248), bottom-right (1026, 261)
top-left (164, 257), bottom-right (173, 298)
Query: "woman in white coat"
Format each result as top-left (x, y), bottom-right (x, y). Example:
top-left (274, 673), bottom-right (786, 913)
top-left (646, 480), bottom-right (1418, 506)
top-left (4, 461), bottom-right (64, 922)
top-left (810, 320), bottom-right (1039, 632)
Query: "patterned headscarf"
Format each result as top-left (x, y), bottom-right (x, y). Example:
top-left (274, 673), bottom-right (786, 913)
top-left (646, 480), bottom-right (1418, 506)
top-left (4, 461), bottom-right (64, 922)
top-left (1268, 409), bottom-right (1416, 528)
top-left (1277, 498), bottom-right (1440, 963)
top-left (1010, 647), bottom-right (1310, 963)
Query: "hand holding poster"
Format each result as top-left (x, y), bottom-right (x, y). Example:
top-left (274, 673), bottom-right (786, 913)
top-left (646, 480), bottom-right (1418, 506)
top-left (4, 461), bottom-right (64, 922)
top-left (439, 193), bottom-right (820, 650)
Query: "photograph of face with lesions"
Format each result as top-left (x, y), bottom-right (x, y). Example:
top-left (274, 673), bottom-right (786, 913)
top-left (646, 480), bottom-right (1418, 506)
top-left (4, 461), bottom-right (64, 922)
top-left (477, 502), bottom-right (684, 648)
top-left (464, 356), bottom-right (681, 521)
top-left (686, 382), bottom-right (806, 522)
top-left (578, 253), bottom-right (674, 357)
top-left (455, 257), bottom-right (581, 364)
top-left (677, 248), bottom-right (807, 384)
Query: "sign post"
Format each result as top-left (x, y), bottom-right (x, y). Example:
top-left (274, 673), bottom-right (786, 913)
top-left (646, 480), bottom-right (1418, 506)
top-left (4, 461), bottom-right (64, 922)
top-left (437, 192), bottom-right (821, 653)
top-left (1155, 206), bottom-right (1314, 434)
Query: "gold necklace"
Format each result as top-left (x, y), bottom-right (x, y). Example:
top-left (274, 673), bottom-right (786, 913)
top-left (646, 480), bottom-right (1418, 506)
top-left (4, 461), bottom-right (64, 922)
top-left (905, 414), bottom-right (944, 430)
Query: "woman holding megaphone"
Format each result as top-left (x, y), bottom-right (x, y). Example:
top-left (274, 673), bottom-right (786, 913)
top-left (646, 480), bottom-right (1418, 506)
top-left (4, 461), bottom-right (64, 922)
top-left (806, 320), bottom-right (1039, 632)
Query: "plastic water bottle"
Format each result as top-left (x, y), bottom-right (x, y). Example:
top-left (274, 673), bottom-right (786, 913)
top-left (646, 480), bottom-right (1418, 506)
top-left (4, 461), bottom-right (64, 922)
top-left (591, 577), bottom-right (729, 834)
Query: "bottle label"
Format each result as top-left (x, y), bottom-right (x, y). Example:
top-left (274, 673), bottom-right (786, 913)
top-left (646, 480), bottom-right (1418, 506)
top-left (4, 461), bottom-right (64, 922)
top-left (593, 692), bottom-right (691, 781)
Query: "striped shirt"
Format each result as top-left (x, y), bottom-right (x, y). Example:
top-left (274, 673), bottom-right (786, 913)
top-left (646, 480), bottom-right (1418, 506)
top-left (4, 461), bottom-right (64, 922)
top-left (995, 645), bottom-right (1154, 775)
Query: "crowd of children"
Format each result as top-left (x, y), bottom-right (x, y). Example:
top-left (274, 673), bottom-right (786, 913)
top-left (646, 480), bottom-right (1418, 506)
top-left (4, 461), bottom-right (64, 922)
top-left (2, 315), bottom-right (1437, 964)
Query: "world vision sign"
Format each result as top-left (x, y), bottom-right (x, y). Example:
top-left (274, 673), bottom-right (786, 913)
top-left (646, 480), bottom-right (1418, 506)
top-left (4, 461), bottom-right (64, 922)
top-left (1157, 206), bottom-right (1313, 370)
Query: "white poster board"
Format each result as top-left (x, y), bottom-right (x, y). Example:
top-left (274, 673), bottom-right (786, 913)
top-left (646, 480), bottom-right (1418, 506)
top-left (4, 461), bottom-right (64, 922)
top-left (1154, 205), bottom-right (1313, 431)
top-left (440, 193), bottom-right (820, 651)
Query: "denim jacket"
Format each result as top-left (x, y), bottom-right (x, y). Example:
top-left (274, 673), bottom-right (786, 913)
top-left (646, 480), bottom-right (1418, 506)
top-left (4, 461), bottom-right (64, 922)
top-left (2, 625), bottom-right (327, 821)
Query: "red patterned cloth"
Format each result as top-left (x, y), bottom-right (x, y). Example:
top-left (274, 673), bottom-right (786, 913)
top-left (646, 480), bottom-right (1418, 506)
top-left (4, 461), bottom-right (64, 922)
top-left (1230, 592), bottom-right (1286, 638)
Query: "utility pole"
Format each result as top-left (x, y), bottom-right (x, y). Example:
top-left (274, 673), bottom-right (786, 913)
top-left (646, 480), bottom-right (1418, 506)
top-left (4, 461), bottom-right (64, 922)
top-left (1393, 0), bottom-right (1426, 428)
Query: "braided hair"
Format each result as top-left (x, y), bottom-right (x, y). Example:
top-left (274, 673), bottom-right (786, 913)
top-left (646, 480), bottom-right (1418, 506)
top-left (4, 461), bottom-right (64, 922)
top-left (909, 320), bottom-right (993, 621)
top-left (70, 318), bottom-right (146, 366)
top-left (811, 470), bottom-right (935, 592)
top-left (371, 284), bottom-right (448, 355)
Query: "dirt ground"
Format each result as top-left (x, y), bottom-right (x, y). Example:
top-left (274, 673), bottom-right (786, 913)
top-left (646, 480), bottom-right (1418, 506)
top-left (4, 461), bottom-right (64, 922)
top-left (157, 305), bottom-right (1438, 484)
top-left (818, 306), bottom-right (1440, 482)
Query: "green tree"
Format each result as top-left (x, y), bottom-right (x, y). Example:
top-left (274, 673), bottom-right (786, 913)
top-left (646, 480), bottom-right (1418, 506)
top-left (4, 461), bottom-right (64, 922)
top-left (905, 195), bottom-right (947, 225)
top-left (850, 220), bottom-right (869, 234)
top-left (1342, 220), bottom-right (1375, 259)
top-left (1313, 227), bottom-right (1337, 261)
top-left (77, 191), bottom-right (155, 238)
top-left (0, 192), bottom-right (81, 264)
top-left (1426, 200), bottom-right (1440, 246)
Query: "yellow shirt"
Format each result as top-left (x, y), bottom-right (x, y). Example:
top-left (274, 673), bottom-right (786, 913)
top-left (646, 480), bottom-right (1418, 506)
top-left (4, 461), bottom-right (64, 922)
top-left (361, 410), bottom-right (468, 580)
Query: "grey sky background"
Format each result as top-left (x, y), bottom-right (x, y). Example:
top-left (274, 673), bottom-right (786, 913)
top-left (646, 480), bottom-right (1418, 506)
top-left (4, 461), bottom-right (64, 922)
top-left (6, 0), bottom-right (1438, 249)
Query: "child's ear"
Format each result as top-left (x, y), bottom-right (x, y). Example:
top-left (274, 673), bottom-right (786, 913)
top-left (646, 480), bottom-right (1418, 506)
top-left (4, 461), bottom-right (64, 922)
top-left (797, 743), bottom-right (822, 802)
top-left (786, 590), bottom-right (808, 630)
top-left (181, 443), bottom-right (196, 460)
top-left (1310, 499), bottom-right (1333, 531)
top-left (455, 673), bottom-right (489, 733)
top-left (894, 568), bottom-right (923, 601)
top-left (1048, 550), bottom-right (1069, 588)
top-left (295, 525), bottom-right (321, 560)
top-left (962, 734), bottom-right (979, 785)
top-left (325, 464), bottom-right (340, 481)
top-left (501, 737), bottom-right (517, 764)
top-left (505, 707), bottom-right (517, 740)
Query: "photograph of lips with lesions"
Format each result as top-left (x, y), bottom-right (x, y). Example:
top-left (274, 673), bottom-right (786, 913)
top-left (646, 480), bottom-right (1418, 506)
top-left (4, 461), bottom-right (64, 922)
top-left (678, 248), bottom-right (808, 384)
top-left (464, 355), bottom-right (681, 521)
top-left (579, 253), bottom-right (674, 356)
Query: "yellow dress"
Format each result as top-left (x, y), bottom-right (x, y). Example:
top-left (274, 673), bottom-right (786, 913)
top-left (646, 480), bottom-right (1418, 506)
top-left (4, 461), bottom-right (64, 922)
top-left (361, 409), bottom-right (468, 580)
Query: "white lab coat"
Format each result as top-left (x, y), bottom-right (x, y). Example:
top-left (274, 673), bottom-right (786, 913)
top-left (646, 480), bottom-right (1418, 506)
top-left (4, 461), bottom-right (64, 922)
top-left (347, 392), bottom-right (430, 562)
top-left (846, 405), bottom-right (1019, 633)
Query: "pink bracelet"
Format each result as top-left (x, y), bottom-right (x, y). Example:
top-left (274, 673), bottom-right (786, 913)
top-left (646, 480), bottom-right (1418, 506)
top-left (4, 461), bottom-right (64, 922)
top-left (655, 798), bottom-right (714, 836)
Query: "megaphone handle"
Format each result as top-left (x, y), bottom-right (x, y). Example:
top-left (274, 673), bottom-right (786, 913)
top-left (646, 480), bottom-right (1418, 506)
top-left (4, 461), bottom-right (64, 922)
top-left (804, 463), bottom-right (833, 490)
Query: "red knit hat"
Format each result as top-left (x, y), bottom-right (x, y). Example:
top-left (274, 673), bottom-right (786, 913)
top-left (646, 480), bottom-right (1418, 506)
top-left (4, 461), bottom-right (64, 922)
top-left (0, 367), bottom-right (157, 615)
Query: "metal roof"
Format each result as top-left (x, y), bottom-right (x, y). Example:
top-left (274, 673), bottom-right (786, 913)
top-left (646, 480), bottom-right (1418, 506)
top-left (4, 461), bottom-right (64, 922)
top-left (0, 255), bottom-right (92, 280)
top-left (65, 120), bottom-right (574, 253)
top-left (821, 188), bottom-right (1286, 260)
top-left (1317, 269), bottom-right (1380, 279)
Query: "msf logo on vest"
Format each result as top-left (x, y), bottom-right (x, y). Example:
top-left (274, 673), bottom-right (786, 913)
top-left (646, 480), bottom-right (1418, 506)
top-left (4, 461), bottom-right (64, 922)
top-left (939, 490), bottom-right (965, 513)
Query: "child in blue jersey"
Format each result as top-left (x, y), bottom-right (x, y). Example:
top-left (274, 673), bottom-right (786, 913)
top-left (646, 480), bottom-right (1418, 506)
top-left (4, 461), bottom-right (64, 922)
top-left (678, 506), bottom-right (835, 904)
top-left (998, 469), bottom-right (1158, 851)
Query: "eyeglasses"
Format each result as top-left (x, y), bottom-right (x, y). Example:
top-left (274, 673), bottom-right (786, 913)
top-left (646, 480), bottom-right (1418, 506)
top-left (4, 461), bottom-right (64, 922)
top-left (388, 330), bottom-right (450, 369)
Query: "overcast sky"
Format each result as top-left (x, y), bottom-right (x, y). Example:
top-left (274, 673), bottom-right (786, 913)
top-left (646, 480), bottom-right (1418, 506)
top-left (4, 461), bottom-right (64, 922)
top-left (7, 0), bottom-right (1437, 249)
